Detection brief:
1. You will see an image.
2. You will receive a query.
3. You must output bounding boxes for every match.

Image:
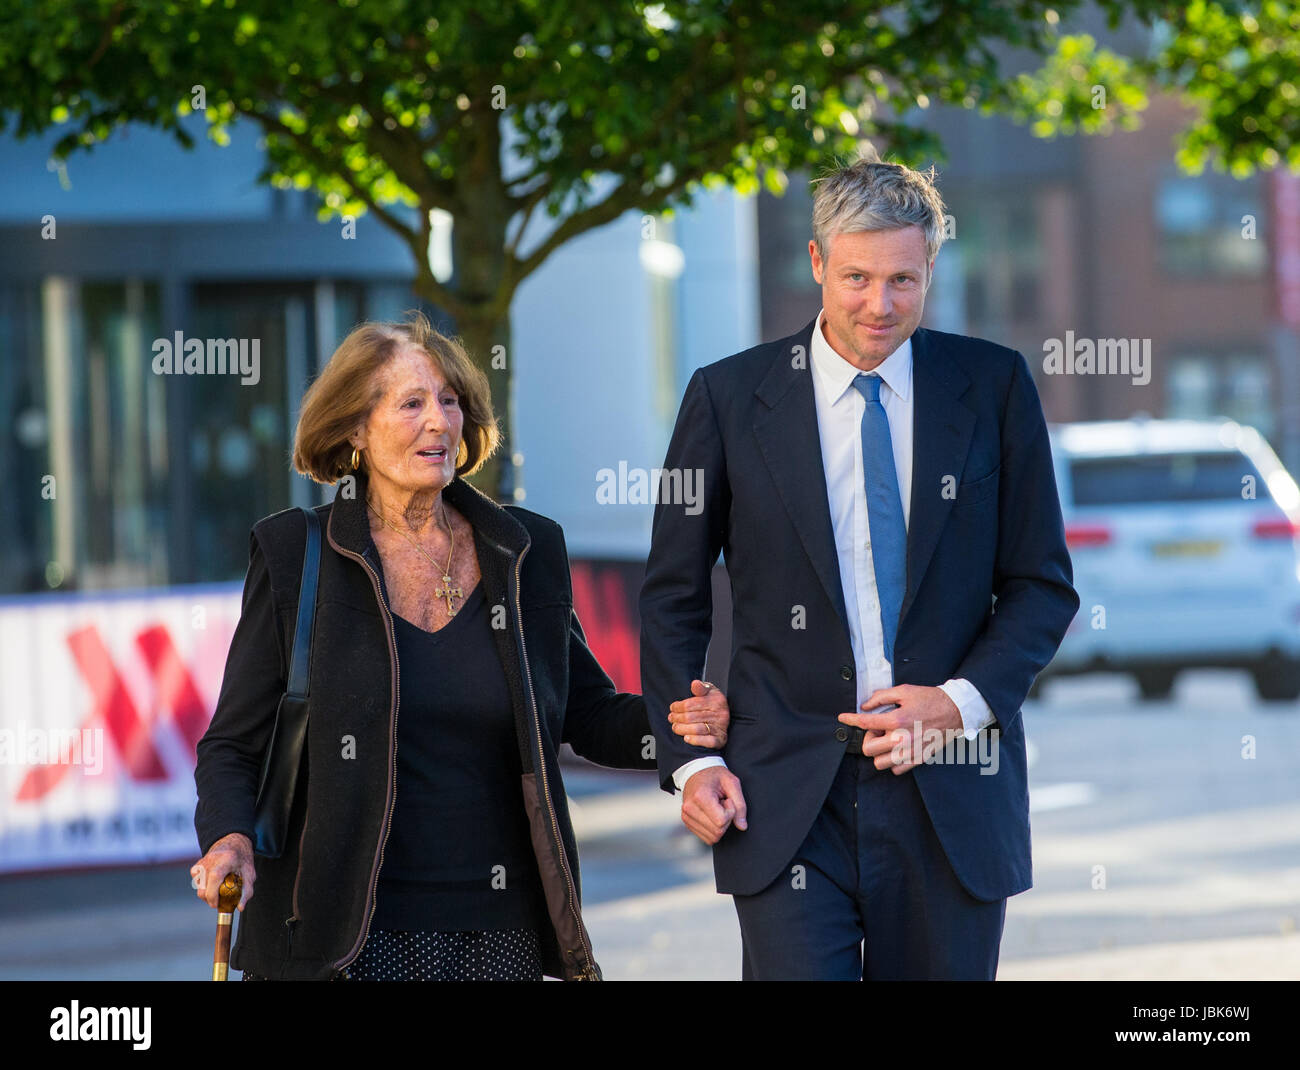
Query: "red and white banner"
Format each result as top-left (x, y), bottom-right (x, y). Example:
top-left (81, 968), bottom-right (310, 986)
top-left (0, 585), bottom-right (242, 873)
top-left (0, 561), bottom-right (656, 874)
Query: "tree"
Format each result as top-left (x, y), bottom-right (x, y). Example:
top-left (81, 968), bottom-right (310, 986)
top-left (2, 0), bottom-right (1296, 498)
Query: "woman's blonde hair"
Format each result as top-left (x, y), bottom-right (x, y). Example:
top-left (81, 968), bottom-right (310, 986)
top-left (292, 310), bottom-right (500, 483)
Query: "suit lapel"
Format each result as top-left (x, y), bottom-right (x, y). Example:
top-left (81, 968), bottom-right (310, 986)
top-left (753, 318), bottom-right (851, 637)
top-left (752, 321), bottom-right (977, 646)
top-left (900, 327), bottom-right (976, 625)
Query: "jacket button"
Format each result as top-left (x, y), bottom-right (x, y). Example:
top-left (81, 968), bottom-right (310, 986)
top-left (840, 666), bottom-right (853, 680)
top-left (834, 727), bottom-right (848, 742)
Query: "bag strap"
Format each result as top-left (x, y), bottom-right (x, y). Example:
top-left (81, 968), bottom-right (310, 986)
top-left (285, 506), bottom-right (321, 699)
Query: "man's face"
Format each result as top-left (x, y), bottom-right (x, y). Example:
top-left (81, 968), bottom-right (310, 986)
top-left (808, 225), bottom-right (933, 370)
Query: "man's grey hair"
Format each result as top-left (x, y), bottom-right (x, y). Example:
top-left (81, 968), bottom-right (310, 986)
top-left (811, 144), bottom-right (947, 272)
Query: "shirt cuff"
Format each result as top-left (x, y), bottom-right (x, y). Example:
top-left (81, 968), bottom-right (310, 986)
top-left (939, 678), bottom-right (995, 740)
top-left (672, 756), bottom-right (727, 793)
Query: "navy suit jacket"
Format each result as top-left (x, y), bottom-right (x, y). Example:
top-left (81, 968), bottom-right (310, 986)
top-left (639, 318), bottom-right (1080, 901)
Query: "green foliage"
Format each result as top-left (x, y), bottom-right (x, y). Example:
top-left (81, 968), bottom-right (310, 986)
top-left (2, 0), bottom-right (1295, 494)
top-left (994, 2), bottom-right (1300, 176)
top-left (3, 1), bottom-right (1292, 289)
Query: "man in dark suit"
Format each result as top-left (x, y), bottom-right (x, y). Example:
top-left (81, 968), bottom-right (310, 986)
top-left (639, 151), bottom-right (1079, 980)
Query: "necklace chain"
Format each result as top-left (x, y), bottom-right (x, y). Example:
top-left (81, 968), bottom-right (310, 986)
top-left (366, 496), bottom-right (464, 615)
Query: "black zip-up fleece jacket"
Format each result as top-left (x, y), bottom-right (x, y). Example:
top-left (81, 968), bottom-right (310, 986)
top-left (194, 471), bottom-right (656, 980)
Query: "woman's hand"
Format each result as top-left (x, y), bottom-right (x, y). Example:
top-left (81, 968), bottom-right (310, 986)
top-left (668, 679), bottom-right (732, 749)
top-left (191, 832), bottom-right (256, 911)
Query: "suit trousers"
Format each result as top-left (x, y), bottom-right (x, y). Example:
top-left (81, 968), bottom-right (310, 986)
top-left (731, 752), bottom-right (1007, 980)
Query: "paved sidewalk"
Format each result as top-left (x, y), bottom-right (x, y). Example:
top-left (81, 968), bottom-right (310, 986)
top-left (571, 784), bottom-right (1300, 981)
top-left (998, 932), bottom-right (1300, 981)
top-left (584, 876), bottom-right (1300, 980)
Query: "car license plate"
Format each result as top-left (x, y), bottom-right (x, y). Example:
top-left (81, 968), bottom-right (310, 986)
top-left (1151, 539), bottom-right (1223, 557)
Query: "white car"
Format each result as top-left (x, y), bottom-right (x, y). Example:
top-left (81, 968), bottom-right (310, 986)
top-left (1038, 417), bottom-right (1300, 702)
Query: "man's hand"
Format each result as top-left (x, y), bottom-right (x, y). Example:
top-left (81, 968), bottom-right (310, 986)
top-left (668, 679), bottom-right (730, 748)
top-left (680, 766), bottom-right (748, 844)
top-left (837, 684), bottom-right (963, 775)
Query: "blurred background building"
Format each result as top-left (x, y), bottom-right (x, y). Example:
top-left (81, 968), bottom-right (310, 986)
top-left (2, 5), bottom-right (1298, 879)
top-left (5, 42), bottom-right (1298, 602)
top-left (0, 116), bottom-right (759, 595)
top-left (3, 8), bottom-right (1300, 986)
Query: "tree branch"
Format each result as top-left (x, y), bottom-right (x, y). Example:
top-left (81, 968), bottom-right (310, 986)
top-left (412, 207), bottom-right (473, 321)
top-left (506, 165), bottom-right (702, 291)
top-left (86, 2), bottom-right (127, 70)
top-left (503, 175), bottom-right (553, 262)
top-left (285, 76), bottom-right (460, 211)
top-left (240, 106), bottom-right (471, 320)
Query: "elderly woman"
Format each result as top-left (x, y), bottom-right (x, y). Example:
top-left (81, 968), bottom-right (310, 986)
top-left (190, 312), bottom-right (729, 981)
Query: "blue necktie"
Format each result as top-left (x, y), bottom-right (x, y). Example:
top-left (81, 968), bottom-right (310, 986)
top-left (851, 373), bottom-right (906, 666)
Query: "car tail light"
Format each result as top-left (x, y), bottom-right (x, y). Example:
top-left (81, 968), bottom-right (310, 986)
top-left (1065, 523), bottom-right (1112, 548)
top-left (1252, 516), bottom-right (1300, 539)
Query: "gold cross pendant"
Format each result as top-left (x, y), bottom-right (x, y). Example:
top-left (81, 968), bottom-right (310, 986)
top-left (436, 575), bottom-right (463, 615)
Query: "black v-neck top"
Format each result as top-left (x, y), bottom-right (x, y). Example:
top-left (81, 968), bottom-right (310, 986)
top-left (371, 581), bottom-right (548, 932)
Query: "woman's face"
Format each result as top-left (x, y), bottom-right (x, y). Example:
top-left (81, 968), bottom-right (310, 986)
top-left (353, 346), bottom-right (463, 497)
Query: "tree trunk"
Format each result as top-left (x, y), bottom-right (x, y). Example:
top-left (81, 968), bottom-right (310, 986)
top-left (452, 309), bottom-right (516, 504)
top-left (439, 135), bottom-right (518, 504)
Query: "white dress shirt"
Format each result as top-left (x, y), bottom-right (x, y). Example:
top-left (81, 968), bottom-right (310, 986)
top-left (672, 310), bottom-right (994, 792)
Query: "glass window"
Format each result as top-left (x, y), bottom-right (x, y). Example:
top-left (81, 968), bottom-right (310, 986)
top-left (4, 275), bottom-right (431, 595)
top-left (81, 282), bottom-right (169, 589)
top-left (1155, 170), bottom-right (1265, 277)
top-left (1070, 452), bottom-right (1263, 505)
top-left (956, 193), bottom-right (1041, 329)
top-left (1166, 356), bottom-right (1216, 419)
top-left (187, 283), bottom-right (312, 582)
top-left (1223, 355), bottom-right (1274, 439)
top-left (366, 282), bottom-right (427, 325)
top-left (12, 279), bottom-right (169, 594)
top-left (331, 281), bottom-right (364, 353)
top-left (0, 282), bottom-right (52, 593)
top-left (1167, 352), bottom-right (1274, 441)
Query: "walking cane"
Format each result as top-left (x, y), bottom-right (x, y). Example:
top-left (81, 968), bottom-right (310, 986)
top-left (211, 872), bottom-right (243, 980)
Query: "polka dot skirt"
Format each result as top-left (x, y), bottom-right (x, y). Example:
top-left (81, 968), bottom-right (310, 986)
top-left (241, 928), bottom-right (543, 981)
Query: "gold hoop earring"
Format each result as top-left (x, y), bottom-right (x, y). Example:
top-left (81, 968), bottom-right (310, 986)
top-left (350, 447), bottom-right (361, 471)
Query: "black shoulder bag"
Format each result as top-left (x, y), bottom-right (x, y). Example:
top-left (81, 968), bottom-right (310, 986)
top-left (252, 506), bottom-right (321, 859)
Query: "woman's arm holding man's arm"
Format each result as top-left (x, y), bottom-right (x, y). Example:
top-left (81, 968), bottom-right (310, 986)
top-left (561, 606), bottom-right (731, 769)
top-left (555, 520), bottom-right (730, 770)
